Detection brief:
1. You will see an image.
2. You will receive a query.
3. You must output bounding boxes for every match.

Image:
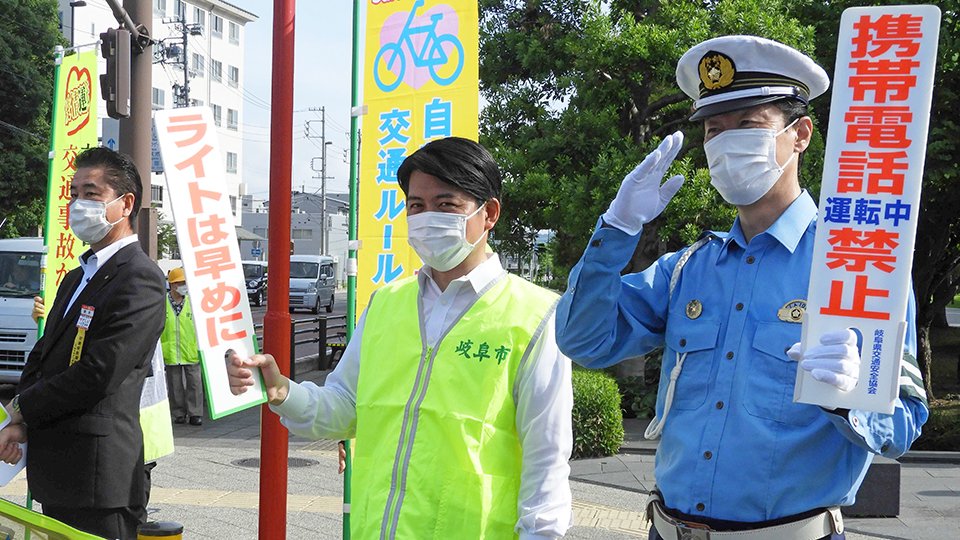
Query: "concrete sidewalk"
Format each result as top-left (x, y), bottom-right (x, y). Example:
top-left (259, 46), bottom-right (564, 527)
top-left (2, 365), bottom-right (954, 539)
top-left (569, 418), bottom-right (960, 540)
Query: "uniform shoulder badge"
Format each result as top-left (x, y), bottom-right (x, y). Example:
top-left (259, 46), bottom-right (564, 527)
top-left (777, 299), bottom-right (806, 323)
top-left (698, 51), bottom-right (736, 90)
top-left (685, 299), bottom-right (702, 319)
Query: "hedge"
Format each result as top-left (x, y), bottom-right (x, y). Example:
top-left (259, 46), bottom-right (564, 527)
top-left (571, 368), bottom-right (624, 459)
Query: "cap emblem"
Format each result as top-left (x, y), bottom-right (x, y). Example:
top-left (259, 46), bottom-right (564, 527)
top-left (698, 51), bottom-right (735, 90)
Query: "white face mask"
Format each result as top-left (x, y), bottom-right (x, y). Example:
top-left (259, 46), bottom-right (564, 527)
top-left (175, 285), bottom-right (188, 296)
top-left (68, 195), bottom-right (125, 244)
top-left (407, 204), bottom-right (487, 272)
top-left (704, 119), bottom-right (799, 206)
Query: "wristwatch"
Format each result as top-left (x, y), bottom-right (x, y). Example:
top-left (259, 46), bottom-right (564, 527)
top-left (10, 394), bottom-right (20, 415)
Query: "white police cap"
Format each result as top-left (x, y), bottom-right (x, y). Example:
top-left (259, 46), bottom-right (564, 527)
top-left (676, 35), bottom-right (830, 120)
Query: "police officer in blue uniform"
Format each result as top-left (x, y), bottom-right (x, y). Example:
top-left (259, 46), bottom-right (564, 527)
top-left (555, 35), bottom-right (929, 540)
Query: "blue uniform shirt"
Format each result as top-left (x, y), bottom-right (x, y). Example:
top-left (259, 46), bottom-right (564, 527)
top-left (556, 191), bottom-right (928, 522)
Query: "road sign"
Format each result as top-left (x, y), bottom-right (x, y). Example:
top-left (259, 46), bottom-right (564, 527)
top-left (102, 118), bottom-right (119, 150)
top-left (251, 248), bottom-right (262, 257)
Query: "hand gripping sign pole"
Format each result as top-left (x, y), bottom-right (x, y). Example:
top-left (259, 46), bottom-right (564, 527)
top-left (796, 5), bottom-right (941, 414)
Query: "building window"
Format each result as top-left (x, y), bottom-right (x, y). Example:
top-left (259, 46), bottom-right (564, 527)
top-left (227, 108), bottom-right (238, 130)
top-left (173, 0), bottom-right (185, 19)
top-left (153, 0), bottom-right (166, 17)
top-left (151, 87), bottom-right (165, 109)
top-left (151, 184), bottom-right (163, 207)
top-left (211, 104), bottom-right (222, 127)
top-left (210, 59), bottom-right (222, 82)
top-left (191, 53), bottom-right (204, 78)
top-left (227, 65), bottom-right (239, 88)
top-left (212, 15), bottom-right (223, 38)
top-left (229, 21), bottom-right (240, 44)
top-left (229, 195), bottom-right (237, 215)
top-left (226, 152), bottom-right (237, 173)
top-left (193, 7), bottom-right (205, 29)
top-left (292, 228), bottom-right (313, 240)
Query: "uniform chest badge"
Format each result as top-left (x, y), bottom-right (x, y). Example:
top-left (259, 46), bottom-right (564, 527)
top-left (777, 299), bottom-right (806, 323)
top-left (685, 299), bottom-right (703, 319)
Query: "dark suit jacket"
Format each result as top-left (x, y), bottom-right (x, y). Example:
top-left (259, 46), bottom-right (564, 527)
top-left (18, 241), bottom-right (166, 509)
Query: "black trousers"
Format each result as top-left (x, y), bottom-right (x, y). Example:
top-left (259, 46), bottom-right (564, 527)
top-left (43, 503), bottom-right (146, 540)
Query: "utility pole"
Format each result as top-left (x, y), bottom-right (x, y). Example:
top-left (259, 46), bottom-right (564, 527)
top-left (154, 10), bottom-right (202, 108)
top-left (306, 107), bottom-right (333, 254)
top-left (103, 0), bottom-right (155, 258)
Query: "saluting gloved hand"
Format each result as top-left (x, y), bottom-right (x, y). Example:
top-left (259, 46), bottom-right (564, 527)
top-left (787, 329), bottom-right (861, 392)
top-left (602, 131), bottom-right (686, 235)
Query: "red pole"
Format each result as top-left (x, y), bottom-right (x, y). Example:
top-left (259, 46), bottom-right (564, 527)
top-left (261, 0), bottom-right (295, 538)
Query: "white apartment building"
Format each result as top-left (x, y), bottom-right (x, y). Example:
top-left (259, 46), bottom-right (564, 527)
top-left (57, 0), bottom-right (257, 230)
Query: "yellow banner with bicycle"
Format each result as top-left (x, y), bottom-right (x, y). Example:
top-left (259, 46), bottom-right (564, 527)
top-left (357, 0), bottom-right (479, 316)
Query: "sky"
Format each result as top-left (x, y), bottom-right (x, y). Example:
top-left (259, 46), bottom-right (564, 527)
top-left (234, 1), bottom-right (361, 201)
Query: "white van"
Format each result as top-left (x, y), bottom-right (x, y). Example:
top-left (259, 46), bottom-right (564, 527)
top-left (0, 237), bottom-right (44, 383)
top-left (289, 255), bottom-right (335, 314)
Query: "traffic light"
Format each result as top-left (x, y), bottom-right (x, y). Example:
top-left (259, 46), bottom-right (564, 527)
top-left (99, 28), bottom-right (131, 119)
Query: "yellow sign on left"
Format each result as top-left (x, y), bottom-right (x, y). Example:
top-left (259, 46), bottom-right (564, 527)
top-left (43, 50), bottom-right (99, 313)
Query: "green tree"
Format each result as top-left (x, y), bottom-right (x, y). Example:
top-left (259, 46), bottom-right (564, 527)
top-left (480, 0), bottom-right (819, 279)
top-left (0, 0), bottom-right (65, 238)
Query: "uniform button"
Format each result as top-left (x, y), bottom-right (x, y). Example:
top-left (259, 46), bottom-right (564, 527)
top-left (715, 401), bottom-right (724, 409)
top-left (696, 503), bottom-right (705, 511)
top-left (852, 416), bottom-right (860, 427)
top-left (746, 255), bottom-right (756, 264)
top-left (725, 351), bottom-right (734, 360)
top-left (590, 238), bottom-right (603, 248)
top-left (703, 451), bottom-right (712, 460)
top-left (679, 338), bottom-right (687, 347)
top-left (735, 303), bottom-right (744, 311)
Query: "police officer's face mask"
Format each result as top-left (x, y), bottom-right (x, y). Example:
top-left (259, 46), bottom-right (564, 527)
top-left (407, 203), bottom-right (487, 272)
top-left (704, 118), bottom-right (798, 206)
top-left (68, 195), bottom-right (126, 244)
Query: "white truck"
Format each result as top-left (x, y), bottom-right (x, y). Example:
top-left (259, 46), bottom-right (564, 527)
top-left (0, 237), bottom-right (44, 384)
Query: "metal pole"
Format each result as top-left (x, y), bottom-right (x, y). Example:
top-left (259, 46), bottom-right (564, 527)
top-left (321, 134), bottom-right (327, 254)
top-left (261, 0), bottom-right (296, 537)
top-left (119, 0), bottom-right (156, 259)
top-left (343, 0), bottom-right (363, 537)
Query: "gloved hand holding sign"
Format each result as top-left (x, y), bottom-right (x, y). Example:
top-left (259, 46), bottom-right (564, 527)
top-left (788, 329), bottom-right (861, 392)
top-left (601, 131), bottom-right (686, 235)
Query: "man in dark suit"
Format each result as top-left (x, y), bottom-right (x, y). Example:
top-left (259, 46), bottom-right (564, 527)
top-left (0, 147), bottom-right (166, 539)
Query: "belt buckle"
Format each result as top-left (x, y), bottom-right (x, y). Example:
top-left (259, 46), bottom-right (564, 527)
top-left (676, 523), bottom-right (710, 540)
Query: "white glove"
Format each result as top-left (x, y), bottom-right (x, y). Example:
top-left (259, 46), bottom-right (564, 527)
top-left (787, 329), bottom-right (861, 392)
top-left (602, 131), bottom-right (685, 235)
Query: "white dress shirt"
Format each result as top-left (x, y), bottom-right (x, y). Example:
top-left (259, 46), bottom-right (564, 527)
top-left (65, 234), bottom-right (140, 313)
top-left (273, 254), bottom-right (573, 539)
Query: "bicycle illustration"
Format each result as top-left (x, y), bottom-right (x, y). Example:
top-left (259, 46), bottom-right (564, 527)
top-left (373, 0), bottom-right (465, 92)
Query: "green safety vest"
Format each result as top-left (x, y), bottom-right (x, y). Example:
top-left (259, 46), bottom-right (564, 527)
top-left (353, 272), bottom-right (559, 539)
top-left (161, 296), bottom-right (200, 365)
top-left (141, 341), bottom-right (175, 463)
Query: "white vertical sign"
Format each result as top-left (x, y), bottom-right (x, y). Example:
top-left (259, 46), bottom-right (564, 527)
top-left (797, 5), bottom-right (941, 413)
top-left (154, 107), bottom-right (265, 419)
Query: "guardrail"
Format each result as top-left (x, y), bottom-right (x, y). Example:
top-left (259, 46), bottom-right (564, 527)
top-left (253, 314), bottom-right (347, 381)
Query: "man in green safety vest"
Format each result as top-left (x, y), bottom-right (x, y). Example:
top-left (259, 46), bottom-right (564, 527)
top-left (161, 267), bottom-right (203, 426)
top-left (228, 137), bottom-right (574, 539)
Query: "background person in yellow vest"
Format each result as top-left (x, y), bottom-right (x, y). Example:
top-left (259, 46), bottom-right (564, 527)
top-left (228, 137), bottom-right (574, 539)
top-left (162, 268), bottom-right (204, 426)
